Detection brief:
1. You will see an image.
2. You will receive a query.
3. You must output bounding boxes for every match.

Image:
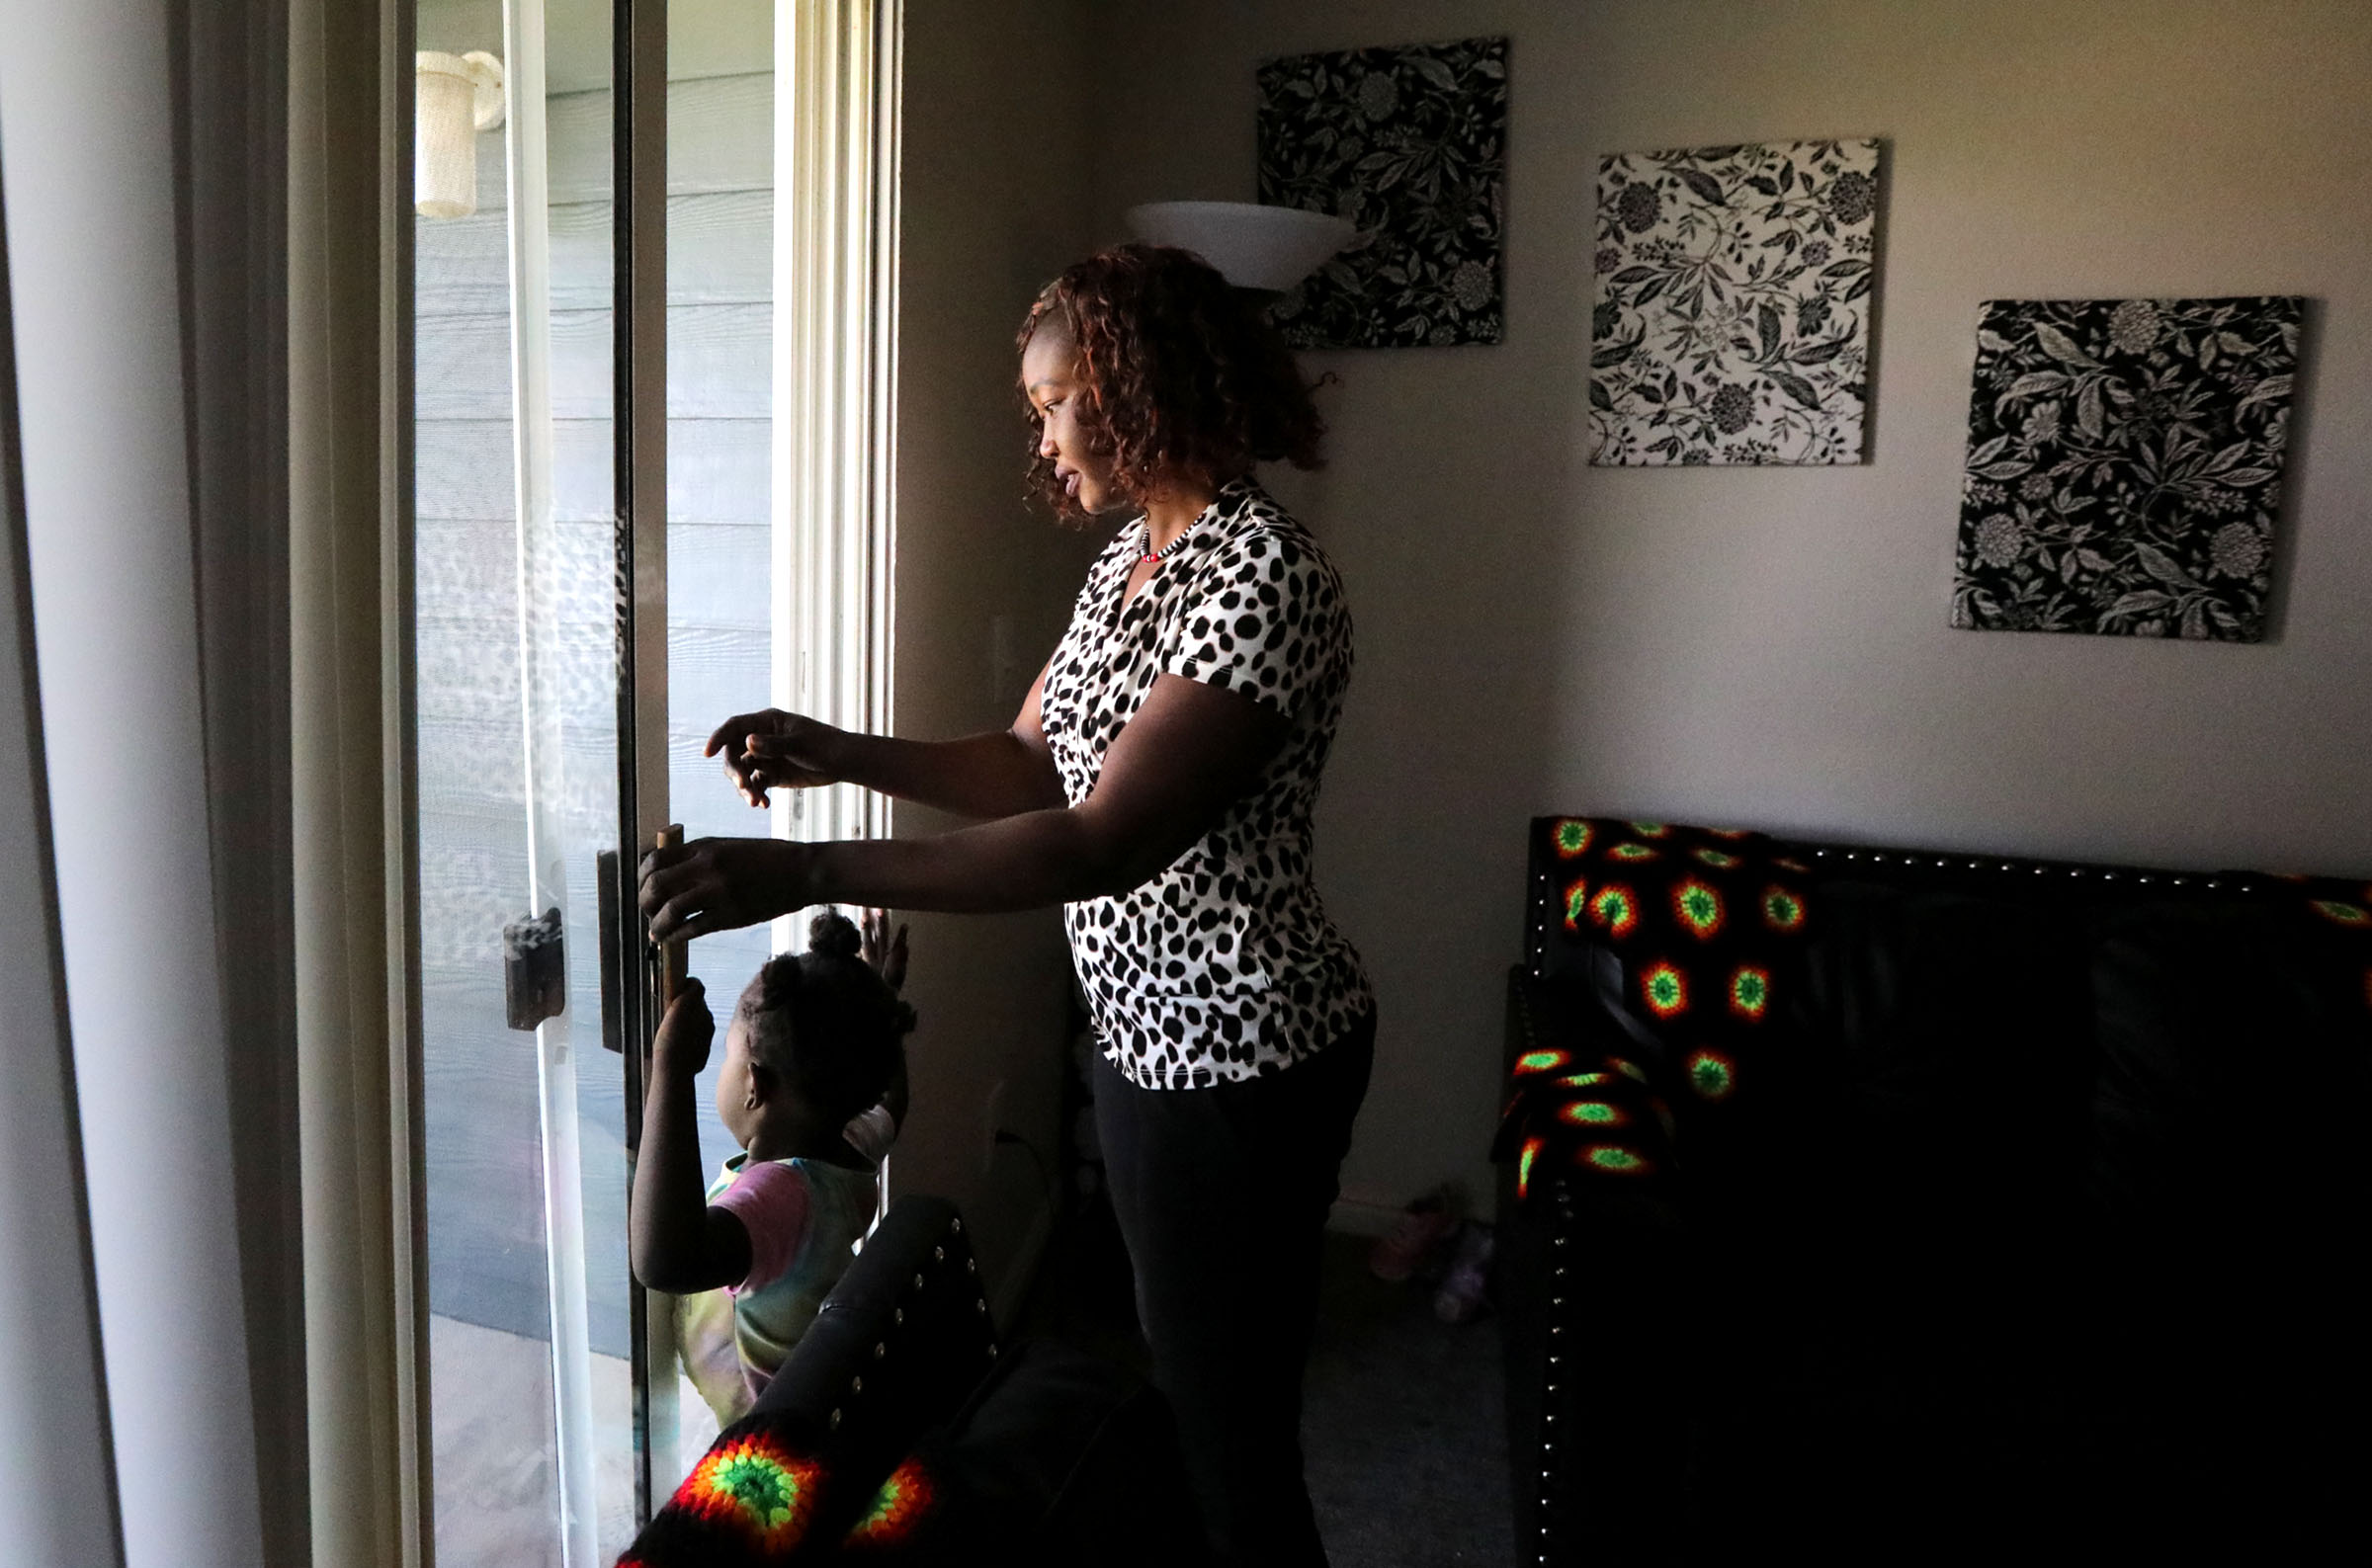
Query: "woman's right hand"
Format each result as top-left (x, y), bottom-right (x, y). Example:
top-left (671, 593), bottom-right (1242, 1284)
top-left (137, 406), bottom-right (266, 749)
top-left (705, 709), bottom-right (848, 807)
top-left (640, 837), bottom-right (815, 944)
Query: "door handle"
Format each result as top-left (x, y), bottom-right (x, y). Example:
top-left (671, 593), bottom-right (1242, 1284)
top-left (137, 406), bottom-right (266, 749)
top-left (502, 906), bottom-right (564, 1032)
top-left (596, 848), bottom-right (623, 1053)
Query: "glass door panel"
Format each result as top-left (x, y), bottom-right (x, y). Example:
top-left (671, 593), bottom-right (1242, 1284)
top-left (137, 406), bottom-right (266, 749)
top-left (414, 0), bottom-right (630, 1560)
top-left (659, 0), bottom-right (776, 1481)
top-left (415, 0), bottom-right (812, 1555)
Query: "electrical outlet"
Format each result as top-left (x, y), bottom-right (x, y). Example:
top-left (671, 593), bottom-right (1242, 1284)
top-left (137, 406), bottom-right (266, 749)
top-left (980, 1077), bottom-right (1007, 1175)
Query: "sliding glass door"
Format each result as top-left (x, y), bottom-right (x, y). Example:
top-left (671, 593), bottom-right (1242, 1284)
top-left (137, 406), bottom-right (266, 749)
top-left (412, 0), bottom-right (730, 1557)
top-left (410, 0), bottom-right (889, 1559)
top-left (413, 0), bottom-right (643, 1558)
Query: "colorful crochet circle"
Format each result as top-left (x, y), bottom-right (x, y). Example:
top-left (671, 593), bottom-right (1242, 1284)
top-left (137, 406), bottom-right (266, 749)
top-left (1583, 1144), bottom-right (1652, 1175)
top-left (1515, 1048), bottom-right (1574, 1078)
top-left (1517, 1135), bottom-right (1547, 1199)
top-left (1589, 884), bottom-right (1641, 939)
top-left (1761, 886), bottom-right (1807, 933)
top-left (1563, 877), bottom-right (1590, 929)
top-left (844, 1457), bottom-right (936, 1547)
top-left (1609, 842), bottom-right (1661, 864)
top-left (2311, 899), bottom-right (2370, 928)
top-left (1553, 819), bottom-right (1594, 858)
top-left (1729, 966), bottom-right (1771, 1022)
top-left (678, 1436), bottom-right (819, 1552)
top-left (1613, 1057), bottom-right (1650, 1084)
top-left (1629, 821), bottom-right (1671, 838)
top-left (1640, 961), bottom-right (1689, 1019)
top-left (1672, 878), bottom-right (1725, 939)
top-left (1686, 1049), bottom-right (1737, 1101)
top-left (1691, 847), bottom-right (1741, 868)
top-left (1558, 1100), bottom-right (1627, 1127)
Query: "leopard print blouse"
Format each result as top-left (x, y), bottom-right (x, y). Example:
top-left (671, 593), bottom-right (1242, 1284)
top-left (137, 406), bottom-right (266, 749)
top-left (1038, 476), bottom-right (1374, 1089)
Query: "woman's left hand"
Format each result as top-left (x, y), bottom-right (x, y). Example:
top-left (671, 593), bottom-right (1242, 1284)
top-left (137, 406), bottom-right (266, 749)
top-left (639, 836), bottom-right (813, 943)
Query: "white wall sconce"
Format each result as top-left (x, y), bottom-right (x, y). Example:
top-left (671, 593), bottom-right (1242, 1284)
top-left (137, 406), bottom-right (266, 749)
top-left (415, 50), bottom-right (506, 219)
top-left (1125, 201), bottom-right (1358, 294)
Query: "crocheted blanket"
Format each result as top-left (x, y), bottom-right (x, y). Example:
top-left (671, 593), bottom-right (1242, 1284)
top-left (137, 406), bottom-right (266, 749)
top-left (1494, 817), bottom-right (1815, 1204)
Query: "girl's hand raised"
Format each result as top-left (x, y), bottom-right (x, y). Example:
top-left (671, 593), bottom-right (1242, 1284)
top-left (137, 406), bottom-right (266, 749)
top-left (860, 907), bottom-right (909, 990)
top-left (705, 709), bottom-right (848, 808)
top-left (651, 978), bottom-right (714, 1073)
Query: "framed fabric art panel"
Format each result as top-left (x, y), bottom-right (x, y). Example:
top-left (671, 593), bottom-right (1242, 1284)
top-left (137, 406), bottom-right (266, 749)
top-left (1950, 295), bottom-right (2302, 641)
top-left (1590, 138), bottom-right (1883, 465)
top-left (1256, 36), bottom-right (1507, 350)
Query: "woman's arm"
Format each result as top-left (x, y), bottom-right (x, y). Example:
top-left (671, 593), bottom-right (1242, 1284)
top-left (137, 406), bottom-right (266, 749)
top-left (630, 981), bottom-right (754, 1295)
top-left (642, 672), bottom-right (1289, 940)
top-left (710, 664), bottom-right (1065, 822)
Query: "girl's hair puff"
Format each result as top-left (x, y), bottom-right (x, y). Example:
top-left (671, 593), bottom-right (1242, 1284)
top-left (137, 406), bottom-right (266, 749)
top-left (733, 911), bottom-right (916, 1128)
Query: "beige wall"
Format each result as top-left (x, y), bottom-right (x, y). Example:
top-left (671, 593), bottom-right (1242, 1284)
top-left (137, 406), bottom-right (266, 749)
top-left (1081, 0), bottom-right (2372, 1210)
top-left (890, 0), bottom-right (1105, 1309)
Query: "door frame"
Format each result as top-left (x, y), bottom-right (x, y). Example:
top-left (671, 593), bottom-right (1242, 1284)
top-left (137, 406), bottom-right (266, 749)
top-left (609, 0), bottom-right (671, 1528)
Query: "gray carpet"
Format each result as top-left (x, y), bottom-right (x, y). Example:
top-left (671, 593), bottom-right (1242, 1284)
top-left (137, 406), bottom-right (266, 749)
top-left (1304, 1230), bottom-right (1512, 1567)
top-left (1017, 1206), bottom-right (1513, 1567)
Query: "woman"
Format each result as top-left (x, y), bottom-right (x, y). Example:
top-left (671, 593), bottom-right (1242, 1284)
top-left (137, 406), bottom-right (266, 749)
top-left (640, 243), bottom-right (1372, 1567)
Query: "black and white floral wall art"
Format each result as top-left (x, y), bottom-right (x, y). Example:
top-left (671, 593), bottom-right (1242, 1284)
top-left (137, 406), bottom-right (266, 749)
top-left (1256, 36), bottom-right (1506, 350)
top-left (1589, 138), bottom-right (1882, 465)
top-left (1950, 296), bottom-right (2303, 642)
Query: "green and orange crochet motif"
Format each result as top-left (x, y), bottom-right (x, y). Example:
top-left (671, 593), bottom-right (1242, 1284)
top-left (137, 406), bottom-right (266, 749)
top-left (2297, 879), bottom-right (2372, 1025)
top-left (1498, 1044), bottom-right (1676, 1197)
top-left (1502, 817), bottom-right (1815, 1203)
top-left (616, 1427), bottom-right (939, 1566)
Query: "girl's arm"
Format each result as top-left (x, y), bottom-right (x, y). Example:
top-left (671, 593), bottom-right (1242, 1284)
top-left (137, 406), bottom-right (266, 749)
top-left (861, 909), bottom-right (910, 1125)
top-left (707, 663), bottom-right (1066, 823)
top-left (630, 981), bottom-right (753, 1294)
top-left (881, 1042), bottom-right (911, 1130)
top-left (642, 671), bottom-right (1289, 940)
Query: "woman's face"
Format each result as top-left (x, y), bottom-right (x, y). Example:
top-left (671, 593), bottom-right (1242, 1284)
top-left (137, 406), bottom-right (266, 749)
top-left (1022, 327), bottom-right (1122, 515)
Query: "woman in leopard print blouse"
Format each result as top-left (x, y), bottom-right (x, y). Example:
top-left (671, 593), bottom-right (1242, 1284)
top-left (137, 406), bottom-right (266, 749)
top-left (641, 244), bottom-right (1371, 1566)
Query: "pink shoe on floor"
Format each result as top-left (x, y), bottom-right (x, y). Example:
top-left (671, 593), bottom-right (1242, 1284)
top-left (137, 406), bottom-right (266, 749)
top-left (1368, 1186), bottom-right (1461, 1282)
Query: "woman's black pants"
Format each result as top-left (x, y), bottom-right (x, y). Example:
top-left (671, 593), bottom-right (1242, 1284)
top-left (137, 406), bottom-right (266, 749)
top-left (1093, 1012), bottom-right (1376, 1568)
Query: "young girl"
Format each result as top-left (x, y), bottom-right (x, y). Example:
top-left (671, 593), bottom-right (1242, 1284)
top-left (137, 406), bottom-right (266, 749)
top-left (632, 910), bottom-right (915, 1424)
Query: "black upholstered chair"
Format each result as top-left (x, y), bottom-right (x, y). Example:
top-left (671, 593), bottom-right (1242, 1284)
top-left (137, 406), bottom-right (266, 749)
top-left (1497, 818), bottom-right (2370, 1566)
top-left (623, 1195), bottom-right (1205, 1566)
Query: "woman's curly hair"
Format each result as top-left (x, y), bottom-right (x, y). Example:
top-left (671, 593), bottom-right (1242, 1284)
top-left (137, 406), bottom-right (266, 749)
top-left (1018, 243), bottom-right (1327, 520)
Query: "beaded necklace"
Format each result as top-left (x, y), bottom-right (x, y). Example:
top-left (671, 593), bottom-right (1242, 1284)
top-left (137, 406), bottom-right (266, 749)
top-left (1139, 522), bottom-right (1192, 566)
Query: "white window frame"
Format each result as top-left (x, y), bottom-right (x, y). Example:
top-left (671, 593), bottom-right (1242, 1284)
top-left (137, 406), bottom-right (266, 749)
top-left (772, 0), bottom-right (901, 885)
